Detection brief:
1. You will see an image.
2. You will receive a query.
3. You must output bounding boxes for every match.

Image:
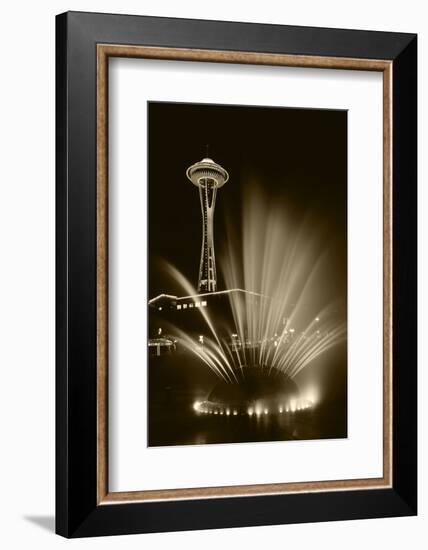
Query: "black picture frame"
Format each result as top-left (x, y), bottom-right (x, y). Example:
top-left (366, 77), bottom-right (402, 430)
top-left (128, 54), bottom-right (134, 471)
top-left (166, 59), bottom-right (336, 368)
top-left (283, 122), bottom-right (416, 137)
top-left (56, 11), bottom-right (417, 538)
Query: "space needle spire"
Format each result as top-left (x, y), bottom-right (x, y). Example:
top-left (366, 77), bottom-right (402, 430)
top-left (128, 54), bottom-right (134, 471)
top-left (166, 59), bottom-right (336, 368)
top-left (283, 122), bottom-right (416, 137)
top-left (186, 157), bottom-right (229, 293)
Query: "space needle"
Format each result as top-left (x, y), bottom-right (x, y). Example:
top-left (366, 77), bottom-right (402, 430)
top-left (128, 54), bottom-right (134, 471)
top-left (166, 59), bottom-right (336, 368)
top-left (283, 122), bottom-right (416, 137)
top-left (186, 157), bottom-right (229, 293)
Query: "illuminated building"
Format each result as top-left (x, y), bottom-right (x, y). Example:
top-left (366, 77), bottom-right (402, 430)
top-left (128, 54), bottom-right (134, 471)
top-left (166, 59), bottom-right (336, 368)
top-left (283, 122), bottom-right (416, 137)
top-left (148, 288), bottom-right (267, 340)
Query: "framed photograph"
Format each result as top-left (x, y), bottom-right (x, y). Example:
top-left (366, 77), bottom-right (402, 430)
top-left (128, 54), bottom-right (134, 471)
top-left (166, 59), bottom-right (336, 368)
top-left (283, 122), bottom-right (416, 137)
top-left (56, 11), bottom-right (417, 537)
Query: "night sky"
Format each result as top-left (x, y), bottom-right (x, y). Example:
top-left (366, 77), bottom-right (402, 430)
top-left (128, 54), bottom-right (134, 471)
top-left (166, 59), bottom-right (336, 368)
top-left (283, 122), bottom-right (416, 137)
top-left (148, 102), bottom-right (347, 298)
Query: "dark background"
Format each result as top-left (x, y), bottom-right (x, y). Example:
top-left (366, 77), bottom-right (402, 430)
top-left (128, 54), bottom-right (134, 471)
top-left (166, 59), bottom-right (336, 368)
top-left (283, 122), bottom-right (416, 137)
top-left (148, 101), bottom-right (347, 298)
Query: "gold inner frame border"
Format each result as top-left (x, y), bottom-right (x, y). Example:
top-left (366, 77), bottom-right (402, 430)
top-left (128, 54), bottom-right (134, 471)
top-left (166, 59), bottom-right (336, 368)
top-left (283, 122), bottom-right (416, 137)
top-left (96, 44), bottom-right (393, 504)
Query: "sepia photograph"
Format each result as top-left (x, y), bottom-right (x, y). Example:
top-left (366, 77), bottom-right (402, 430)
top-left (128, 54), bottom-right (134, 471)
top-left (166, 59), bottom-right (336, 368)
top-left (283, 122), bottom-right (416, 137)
top-left (50, 7), bottom-right (417, 540)
top-left (147, 101), bottom-right (348, 447)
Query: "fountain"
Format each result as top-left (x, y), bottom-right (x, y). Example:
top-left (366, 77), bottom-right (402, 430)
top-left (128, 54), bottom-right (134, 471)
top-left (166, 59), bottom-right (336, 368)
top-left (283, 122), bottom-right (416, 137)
top-left (149, 178), bottom-right (346, 419)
